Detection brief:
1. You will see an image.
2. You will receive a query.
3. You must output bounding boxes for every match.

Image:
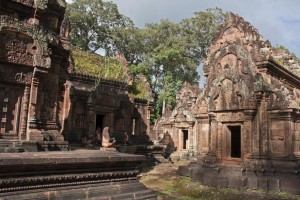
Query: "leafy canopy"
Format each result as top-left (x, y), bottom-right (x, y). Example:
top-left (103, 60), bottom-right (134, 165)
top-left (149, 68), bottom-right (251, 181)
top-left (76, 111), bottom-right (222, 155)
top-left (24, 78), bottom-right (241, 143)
top-left (67, 0), bottom-right (227, 119)
top-left (66, 0), bottom-right (134, 53)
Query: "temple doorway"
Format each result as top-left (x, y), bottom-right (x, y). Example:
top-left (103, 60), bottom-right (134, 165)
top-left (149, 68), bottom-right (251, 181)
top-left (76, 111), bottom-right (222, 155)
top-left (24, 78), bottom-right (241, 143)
top-left (95, 114), bottom-right (104, 132)
top-left (228, 126), bottom-right (241, 158)
top-left (182, 130), bottom-right (189, 150)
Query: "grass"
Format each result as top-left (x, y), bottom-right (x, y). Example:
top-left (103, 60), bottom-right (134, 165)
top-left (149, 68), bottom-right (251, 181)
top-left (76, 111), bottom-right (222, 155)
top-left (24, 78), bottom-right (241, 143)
top-left (140, 163), bottom-right (300, 200)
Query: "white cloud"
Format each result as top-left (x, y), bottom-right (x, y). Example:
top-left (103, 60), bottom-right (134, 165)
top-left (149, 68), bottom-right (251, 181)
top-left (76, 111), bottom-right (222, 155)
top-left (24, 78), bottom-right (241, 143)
top-left (109, 0), bottom-right (300, 56)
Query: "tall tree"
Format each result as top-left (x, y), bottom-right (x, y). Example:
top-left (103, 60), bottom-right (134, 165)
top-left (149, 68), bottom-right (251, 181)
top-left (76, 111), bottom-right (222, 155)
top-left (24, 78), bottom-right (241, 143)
top-left (180, 8), bottom-right (227, 60)
top-left (67, 1), bottom-right (226, 121)
top-left (66, 0), bottom-right (134, 53)
top-left (129, 8), bottom-right (227, 119)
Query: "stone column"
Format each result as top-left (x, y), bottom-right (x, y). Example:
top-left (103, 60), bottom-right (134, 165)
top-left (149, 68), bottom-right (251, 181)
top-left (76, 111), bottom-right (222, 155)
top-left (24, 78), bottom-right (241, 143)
top-left (253, 91), bottom-right (263, 157)
top-left (209, 115), bottom-right (218, 155)
top-left (27, 71), bottom-right (43, 141)
top-left (132, 118), bottom-right (136, 135)
top-left (28, 77), bottom-right (39, 122)
top-left (178, 129), bottom-right (182, 151)
top-left (216, 122), bottom-right (222, 161)
top-left (194, 121), bottom-right (199, 154)
top-left (20, 84), bottom-right (30, 140)
top-left (86, 94), bottom-right (95, 139)
top-left (293, 118), bottom-right (300, 157)
top-left (244, 110), bottom-right (256, 158)
top-left (188, 124), bottom-right (193, 151)
top-left (146, 103), bottom-right (151, 135)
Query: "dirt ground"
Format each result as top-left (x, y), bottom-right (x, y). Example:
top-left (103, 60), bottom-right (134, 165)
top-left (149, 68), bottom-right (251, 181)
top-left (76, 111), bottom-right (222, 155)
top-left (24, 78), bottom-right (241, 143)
top-left (140, 161), bottom-right (300, 200)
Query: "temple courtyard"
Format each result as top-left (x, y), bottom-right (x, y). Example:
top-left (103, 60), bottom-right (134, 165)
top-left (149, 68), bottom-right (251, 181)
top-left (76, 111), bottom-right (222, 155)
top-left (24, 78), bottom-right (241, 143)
top-left (141, 161), bottom-right (300, 200)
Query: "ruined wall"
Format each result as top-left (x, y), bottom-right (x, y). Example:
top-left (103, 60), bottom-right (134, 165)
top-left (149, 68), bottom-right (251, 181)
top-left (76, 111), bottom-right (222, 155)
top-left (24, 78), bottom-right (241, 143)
top-left (0, 0), bottom-right (70, 141)
top-left (64, 73), bottom-right (151, 144)
top-left (177, 14), bottom-right (300, 193)
top-left (160, 13), bottom-right (300, 166)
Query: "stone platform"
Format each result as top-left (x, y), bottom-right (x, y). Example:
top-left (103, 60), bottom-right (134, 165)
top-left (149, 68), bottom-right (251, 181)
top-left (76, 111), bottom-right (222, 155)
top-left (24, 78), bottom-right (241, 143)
top-left (178, 159), bottom-right (300, 194)
top-left (0, 150), bottom-right (157, 199)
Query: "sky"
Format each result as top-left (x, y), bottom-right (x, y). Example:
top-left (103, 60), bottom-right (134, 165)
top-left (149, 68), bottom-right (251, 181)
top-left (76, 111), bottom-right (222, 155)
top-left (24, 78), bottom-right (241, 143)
top-left (110, 0), bottom-right (300, 57)
top-left (108, 0), bottom-right (300, 86)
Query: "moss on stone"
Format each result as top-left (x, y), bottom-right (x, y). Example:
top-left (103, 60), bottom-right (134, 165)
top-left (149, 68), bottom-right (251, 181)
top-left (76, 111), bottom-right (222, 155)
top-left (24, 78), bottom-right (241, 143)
top-left (70, 49), bottom-right (128, 81)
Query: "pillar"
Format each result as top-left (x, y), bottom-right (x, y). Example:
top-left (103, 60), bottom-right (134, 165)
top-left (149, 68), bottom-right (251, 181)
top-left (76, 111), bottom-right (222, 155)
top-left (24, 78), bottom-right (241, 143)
top-left (20, 84), bottom-right (30, 140)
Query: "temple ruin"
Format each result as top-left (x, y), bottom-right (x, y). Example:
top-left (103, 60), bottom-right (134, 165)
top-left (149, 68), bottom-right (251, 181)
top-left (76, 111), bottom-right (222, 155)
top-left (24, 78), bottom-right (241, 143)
top-left (159, 14), bottom-right (300, 193)
top-left (0, 0), bottom-right (157, 199)
top-left (0, 0), bottom-right (153, 151)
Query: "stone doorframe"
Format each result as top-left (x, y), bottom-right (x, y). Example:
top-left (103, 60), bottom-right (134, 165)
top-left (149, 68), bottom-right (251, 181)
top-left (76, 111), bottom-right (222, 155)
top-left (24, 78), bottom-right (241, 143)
top-left (221, 122), bottom-right (244, 164)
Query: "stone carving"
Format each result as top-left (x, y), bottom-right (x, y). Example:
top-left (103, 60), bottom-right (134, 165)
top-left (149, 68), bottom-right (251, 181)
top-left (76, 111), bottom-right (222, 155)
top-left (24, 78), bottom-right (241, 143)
top-left (0, 64), bottom-right (32, 84)
top-left (164, 13), bottom-right (300, 193)
top-left (216, 112), bottom-right (244, 122)
top-left (15, 72), bottom-right (33, 84)
top-left (60, 16), bottom-right (71, 38)
top-left (101, 127), bottom-right (116, 148)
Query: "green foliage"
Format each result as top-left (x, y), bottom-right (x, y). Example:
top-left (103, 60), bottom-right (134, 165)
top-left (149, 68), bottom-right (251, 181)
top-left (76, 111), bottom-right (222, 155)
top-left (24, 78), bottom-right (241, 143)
top-left (70, 49), bottom-right (128, 81)
top-left (181, 8), bottom-right (228, 59)
top-left (138, 8), bottom-right (226, 116)
top-left (129, 75), bottom-right (151, 100)
top-left (66, 0), bottom-right (134, 53)
top-left (67, 0), bottom-right (227, 121)
top-left (170, 177), bottom-right (299, 200)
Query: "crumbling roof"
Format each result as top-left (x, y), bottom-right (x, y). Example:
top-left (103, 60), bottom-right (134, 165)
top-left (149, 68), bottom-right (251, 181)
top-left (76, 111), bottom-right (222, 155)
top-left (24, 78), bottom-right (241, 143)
top-left (206, 13), bottom-right (300, 79)
top-left (271, 46), bottom-right (300, 77)
top-left (70, 49), bottom-right (129, 82)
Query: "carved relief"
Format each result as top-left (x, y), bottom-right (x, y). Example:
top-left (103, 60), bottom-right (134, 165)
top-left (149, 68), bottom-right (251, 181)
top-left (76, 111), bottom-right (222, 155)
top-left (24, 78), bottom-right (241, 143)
top-left (198, 100), bottom-right (208, 114)
top-left (216, 112), bottom-right (244, 122)
top-left (0, 64), bottom-right (32, 84)
top-left (15, 0), bottom-right (34, 7)
top-left (0, 37), bottom-right (34, 66)
top-left (15, 72), bottom-right (33, 84)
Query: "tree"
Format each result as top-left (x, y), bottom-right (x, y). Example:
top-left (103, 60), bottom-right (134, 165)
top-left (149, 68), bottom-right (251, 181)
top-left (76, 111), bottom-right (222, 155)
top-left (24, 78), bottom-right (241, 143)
top-left (66, 0), bottom-right (134, 53)
top-left (180, 8), bottom-right (227, 60)
top-left (67, 1), bottom-right (227, 121)
top-left (129, 8), bottom-right (227, 119)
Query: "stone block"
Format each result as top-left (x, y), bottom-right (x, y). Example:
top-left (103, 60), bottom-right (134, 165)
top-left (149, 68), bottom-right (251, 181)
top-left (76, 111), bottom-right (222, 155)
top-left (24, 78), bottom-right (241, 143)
top-left (228, 176), bottom-right (247, 188)
top-left (281, 179), bottom-right (300, 194)
top-left (267, 178), bottom-right (280, 191)
top-left (202, 174), bottom-right (214, 185)
top-left (247, 177), bottom-right (258, 189)
top-left (258, 178), bottom-right (268, 190)
top-left (213, 176), bottom-right (229, 187)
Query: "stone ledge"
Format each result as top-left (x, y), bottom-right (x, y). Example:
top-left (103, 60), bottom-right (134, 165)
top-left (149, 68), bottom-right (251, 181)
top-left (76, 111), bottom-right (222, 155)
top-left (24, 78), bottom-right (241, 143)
top-left (0, 150), bottom-right (156, 199)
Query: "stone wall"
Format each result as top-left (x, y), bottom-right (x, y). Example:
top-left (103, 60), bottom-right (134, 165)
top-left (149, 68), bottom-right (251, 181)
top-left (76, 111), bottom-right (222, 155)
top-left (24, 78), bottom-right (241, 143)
top-left (162, 13), bottom-right (300, 193)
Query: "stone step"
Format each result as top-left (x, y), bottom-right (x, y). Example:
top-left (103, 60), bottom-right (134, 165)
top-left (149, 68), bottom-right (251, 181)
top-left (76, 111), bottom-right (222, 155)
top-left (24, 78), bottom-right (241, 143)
top-left (0, 140), bottom-right (25, 153)
top-left (1, 147), bottom-right (25, 153)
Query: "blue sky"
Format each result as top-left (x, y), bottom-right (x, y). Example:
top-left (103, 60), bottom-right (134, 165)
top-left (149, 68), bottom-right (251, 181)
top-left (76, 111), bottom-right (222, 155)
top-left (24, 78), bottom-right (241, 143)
top-left (109, 0), bottom-right (300, 86)
top-left (66, 0), bottom-right (300, 86)
top-left (110, 0), bottom-right (300, 57)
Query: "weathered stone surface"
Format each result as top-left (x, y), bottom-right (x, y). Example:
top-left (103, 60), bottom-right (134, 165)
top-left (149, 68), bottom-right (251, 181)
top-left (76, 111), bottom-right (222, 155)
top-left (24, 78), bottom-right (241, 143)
top-left (0, 0), bottom-right (153, 151)
top-left (0, 150), bottom-right (157, 199)
top-left (161, 13), bottom-right (300, 194)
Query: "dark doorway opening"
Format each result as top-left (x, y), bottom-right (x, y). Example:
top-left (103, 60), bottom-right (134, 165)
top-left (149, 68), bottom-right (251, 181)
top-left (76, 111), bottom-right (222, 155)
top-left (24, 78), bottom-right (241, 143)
top-left (95, 115), bottom-right (104, 133)
top-left (183, 130), bottom-right (188, 149)
top-left (229, 126), bottom-right (241, 158)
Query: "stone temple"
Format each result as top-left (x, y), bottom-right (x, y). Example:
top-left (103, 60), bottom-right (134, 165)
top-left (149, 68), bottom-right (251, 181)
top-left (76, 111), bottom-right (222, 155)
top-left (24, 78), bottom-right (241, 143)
top-left (0, 0), bottom-right (152, 151)
top-left (158, 13), bottom-right (300, 193)
top-left (0, 0), bottom-right (157, 199)
top-left (1, 0), bottom-right (300, 197)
